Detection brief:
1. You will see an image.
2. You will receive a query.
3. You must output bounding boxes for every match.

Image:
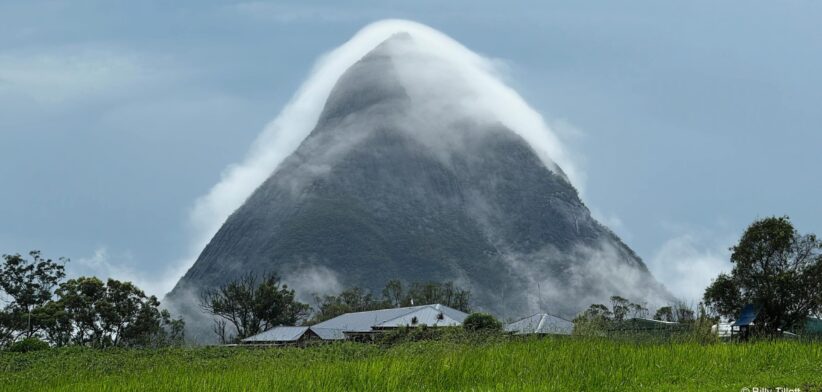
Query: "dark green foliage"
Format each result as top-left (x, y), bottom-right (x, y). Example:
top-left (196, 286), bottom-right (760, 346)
top-left (200, 273), bottom-right (309, 342)
top-left (574, 297), bottom-right (661, 336)
top-left (653, 303), bottom-right (695, 323)
top-left (654, 306), bottom-right (674, 322)
top-left (462, 313), bottom-right (501, 332)
top-left (0, 250), bottom-right (184, 349)
top-left (7, 337), bottom-right (49, 353)
top-left (50, 276), bottom-right (184, 348)
top-left (610, 296), bottom-right (629, 321)
top-left (405, 281), bottom-right (470, 312)
top-left (0, 251), bottom-right (66, 342)
top-left (703, 216), bottom-right (822, 334)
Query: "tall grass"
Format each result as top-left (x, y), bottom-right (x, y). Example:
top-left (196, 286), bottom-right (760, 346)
top-left (1, 337), bottom-right (820, 391)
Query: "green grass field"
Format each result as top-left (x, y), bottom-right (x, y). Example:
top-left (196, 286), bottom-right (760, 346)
top-left (1, 337), bottom-right (821, 391)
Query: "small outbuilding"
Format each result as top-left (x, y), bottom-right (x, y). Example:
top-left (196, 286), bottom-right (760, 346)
top-left (241, 326), bottom-right (318, 345)
top-left (731, 304), bottom-right (759, 340)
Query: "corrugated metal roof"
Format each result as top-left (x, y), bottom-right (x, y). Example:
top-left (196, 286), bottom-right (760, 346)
top-left (242, 326), bottom-right (309, 343)
top-left (374, 305), bottom-right (465, 328)
top-left (733, 304), bottom-right (758, 326)
top-left (310, 327), bottom-right (346, 340)
top-left (505, 313), bottom-right (574, 335)
top-left (244, 304), bottom-right (469, 342)
top-left (312, 304), bottom-right (467, 332)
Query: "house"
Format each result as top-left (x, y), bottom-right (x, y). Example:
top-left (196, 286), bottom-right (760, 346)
top-left (241, 304), bottom-right (468, 344)
top-left (505, 313), bottom-right (574, 335)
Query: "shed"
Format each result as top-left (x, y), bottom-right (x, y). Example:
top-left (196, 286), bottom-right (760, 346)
top-left (731, 304), bottom-right (759, 340)
top-left (241, 326), bottom-right (315, 344)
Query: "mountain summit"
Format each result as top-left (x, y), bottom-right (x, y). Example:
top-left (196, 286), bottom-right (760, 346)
top-left (168, 33), bottom-right (670, 325)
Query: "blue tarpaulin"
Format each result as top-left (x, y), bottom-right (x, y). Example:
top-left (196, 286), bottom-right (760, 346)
top-left (732, 304), bottom-right (758, 326)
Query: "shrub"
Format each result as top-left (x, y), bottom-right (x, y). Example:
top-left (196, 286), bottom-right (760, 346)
top-left (8, 337), bottom-right (50, 353)
top-left (463, 313), bottom-right (502, 332)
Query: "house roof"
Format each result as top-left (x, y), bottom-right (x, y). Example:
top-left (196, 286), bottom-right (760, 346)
top-left (732, 304), bottom-right (758, 326)
top-left (310, 327), bottom-right (346, 340)
top-left (242, 326), bottom-right (309, 343)
top-left (312, 304), bottom-right (467, 333)
top-left (243, 304), bottom-right (468, 343)
top-left (374, 305), bottom-right (466, 328)
top-left (505, 313), bottom-right (574, 335)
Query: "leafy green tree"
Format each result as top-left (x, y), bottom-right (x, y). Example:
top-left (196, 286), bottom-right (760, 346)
top-left (654, 306), bottom-right (675, 322)
top-left (462, 313), bottom-right (502, 332)
top-left (674, 303), bottom-right (695, 323)
top-left (574, 297), bottom-right (650, 335)
top-left (403, 281), bottom-right (471, 312)
top-left (382, 280), bottom-right (404, 308)
top-left (200, 273), bottom-right (309, 342)
top-left (0, 251), bottom-right (66, 341)
top-left (610, 296), bottom-right (630, 321)
top-left (703, 216), bottom-right (822, 334)
top-left (311, 287), bottom-right (385, 323)
top-left (50, 276), bottom-right (182, 347)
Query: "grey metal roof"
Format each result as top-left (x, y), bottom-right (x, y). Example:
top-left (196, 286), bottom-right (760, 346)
top-left (309, 327), bottom-right (346, 340)
top-left (313, 304), bottom-right (467, 333)
top-left (242, 326), bottom-right (309, 343)
top-left (374, 305), bottom-right (465, 328)
top-left (505, 313), bottom-right (574, 335)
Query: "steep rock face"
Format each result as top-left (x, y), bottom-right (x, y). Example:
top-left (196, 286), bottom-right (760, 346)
top-left (169, 34), bottom-right (670, 323)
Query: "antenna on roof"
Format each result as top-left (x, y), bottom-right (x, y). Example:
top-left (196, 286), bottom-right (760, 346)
top-left (537, 281), bottom-right (543, 310)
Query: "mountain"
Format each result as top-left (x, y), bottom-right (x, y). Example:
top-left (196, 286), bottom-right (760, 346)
top-left (167, 33), bottom-right (670, 328)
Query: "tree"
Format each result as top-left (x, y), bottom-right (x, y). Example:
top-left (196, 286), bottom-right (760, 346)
top-left (0, 251), bottom-right (66, 341)
top-left (200, 273), bottom-right (309, 342)
top-left (51, 276), bottom-right (183, 347)
top-left (653, 303), bottom-right (695, 323)
top-left (573, 296), bottom-right (650, 335)
top-left (403, 281), bottom-right (471, 312)
top-left (628, 302), bottom-right (649, 319)
top-left (673, 303), bottom-right (695, 323)
top-left (311, 287), bottom-right (385, 323)
top-left (382, 280), bottom-right (404, 308)
top-left (703, 216), bottom-right (822, 334)
top-left (654, 306), bottom-right (675, 322)
top-left (462, 313), bottom-right (502, 332)
top-left (610, 296), bottom-right (630, 321)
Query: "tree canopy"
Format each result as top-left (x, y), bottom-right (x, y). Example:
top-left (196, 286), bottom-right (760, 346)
top-left (703, 216), bottom-right (822, 334)
top-left (1, 251), bottom-right (184, 349)
top-left (199, 272), bottom-right (309, 343)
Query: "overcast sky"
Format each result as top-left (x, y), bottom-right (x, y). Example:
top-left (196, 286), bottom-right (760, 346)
top-left (1, 1), bottom-right (820, 304)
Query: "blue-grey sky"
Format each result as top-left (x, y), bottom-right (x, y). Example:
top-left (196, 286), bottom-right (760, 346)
top-left (1, 1), bottom-right (820, 303)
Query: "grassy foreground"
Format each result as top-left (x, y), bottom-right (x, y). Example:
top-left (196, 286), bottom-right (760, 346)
top-left (1, 337), bottom-right (821, 391)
